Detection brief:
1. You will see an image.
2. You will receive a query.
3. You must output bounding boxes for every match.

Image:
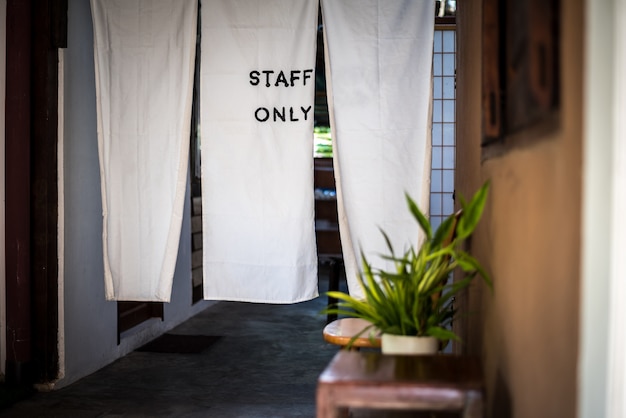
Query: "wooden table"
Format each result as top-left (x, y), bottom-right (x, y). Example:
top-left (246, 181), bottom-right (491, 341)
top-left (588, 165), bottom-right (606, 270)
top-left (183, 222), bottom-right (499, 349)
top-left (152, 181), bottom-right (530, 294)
top-left (317, 351), bottom-right (483, 418)
top-left (322, 318), bottom-right (381, 349)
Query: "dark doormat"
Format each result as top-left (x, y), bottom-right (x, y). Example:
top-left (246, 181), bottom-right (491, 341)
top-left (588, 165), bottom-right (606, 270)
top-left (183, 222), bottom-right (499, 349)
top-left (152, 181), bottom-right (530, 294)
top-left (136, 334), bottom-right (222, 354)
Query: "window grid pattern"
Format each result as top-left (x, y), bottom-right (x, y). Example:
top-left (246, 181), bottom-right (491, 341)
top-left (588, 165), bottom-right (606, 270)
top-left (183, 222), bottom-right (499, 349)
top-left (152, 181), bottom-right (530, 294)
top-left (430, 30), bottom-right (456, 231)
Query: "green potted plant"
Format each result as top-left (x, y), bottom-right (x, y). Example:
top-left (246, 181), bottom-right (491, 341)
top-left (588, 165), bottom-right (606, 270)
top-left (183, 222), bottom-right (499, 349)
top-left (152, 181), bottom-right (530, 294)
top-left (322, 182), bottom-right (492, 354)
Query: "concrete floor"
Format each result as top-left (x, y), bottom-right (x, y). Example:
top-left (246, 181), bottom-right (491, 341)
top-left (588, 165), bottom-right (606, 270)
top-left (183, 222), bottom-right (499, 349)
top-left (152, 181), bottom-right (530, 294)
top-left (0, 266), bottom-right (461, 418)
top-left (1, 280), bottom-right (337, 417)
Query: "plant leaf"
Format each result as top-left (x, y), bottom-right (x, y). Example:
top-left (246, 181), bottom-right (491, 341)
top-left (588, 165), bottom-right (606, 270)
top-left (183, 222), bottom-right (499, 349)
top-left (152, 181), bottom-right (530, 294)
top-left (455, 250), bottom-right (493, 290)
top-left (318, 184), bottom-right (492, 339)
top-left (406, 192), bottom-right (432, 241)
top-left (456, 181), bottom-right (489, 240)
top-left (427, 326), bottom-right (460, 341)
top-left (380, 228), bottom-right (395, 257)
top-left (432, 212), bottom-right (456, 248)
top-left (343, 324), bottom-right (378, 350)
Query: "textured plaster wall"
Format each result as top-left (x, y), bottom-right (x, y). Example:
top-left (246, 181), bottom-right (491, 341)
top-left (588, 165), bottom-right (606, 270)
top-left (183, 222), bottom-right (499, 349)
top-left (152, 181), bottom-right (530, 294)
top-left (455, 1), bottom-right (583, 417)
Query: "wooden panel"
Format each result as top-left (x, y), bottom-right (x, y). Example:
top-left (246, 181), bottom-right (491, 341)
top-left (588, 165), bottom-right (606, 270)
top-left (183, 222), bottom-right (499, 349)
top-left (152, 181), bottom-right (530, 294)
top-left (482, 0), bottom-right (560, 148)
top-left (314, 158), bottom-right (335, 188)
top-left (32, 0), bottom-right (66, 383)
top-left (192, 284), bottom-right (203, 304)
top-left (192, 267), bottom-right (203, 287)
top-left (315, 200), bottom-right (338, 224)
top-left (192, 250), bottom-right (203, 270)
top-left (192, 196), bottom-right (202, 216)
top-left (529, 0), bottom-right (557, 109)
top-left (192, 231), bottom-right (203, 251)
top-left (117, 302), bottom-right (164, 340)
top-left (317, 351), bottom-right (484, 417)
top-left (5, 0), bottom-right (34, 381)
top-left (191, 215), bottom-right (202, 233)
top-left (314, 158), bottom-right (341, 257)
top-left (505, 0), bottom-right (560, 133)
top-left (316, 229), bottom-right (342, 256)
top-left (482, 0), bottom-right (503, 142)
top-left (191, 206), bottom-right (202, 301)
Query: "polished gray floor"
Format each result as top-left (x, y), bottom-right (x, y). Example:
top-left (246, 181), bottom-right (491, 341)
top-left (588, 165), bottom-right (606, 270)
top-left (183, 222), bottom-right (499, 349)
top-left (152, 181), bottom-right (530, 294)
top-left (0, 266), bottom-right (341, 418)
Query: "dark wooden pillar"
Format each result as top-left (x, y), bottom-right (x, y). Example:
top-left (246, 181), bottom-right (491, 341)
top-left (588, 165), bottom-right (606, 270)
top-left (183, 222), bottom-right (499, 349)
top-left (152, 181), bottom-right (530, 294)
top-left (5, 0), bottom-right (34, 385)
top-left (31, 0), bottom-right (66, 383)
top-left (5, 0), bottom-right (66, 385)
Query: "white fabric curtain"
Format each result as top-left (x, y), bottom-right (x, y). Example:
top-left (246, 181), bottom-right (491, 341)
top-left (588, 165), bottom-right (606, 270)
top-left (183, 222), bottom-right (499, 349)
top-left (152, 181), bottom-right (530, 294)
top-left (200, 0), bottom-right (319, 303)
top-left (321, 0), bottom-right (435, 298)
top-left (91, 0), bottom-right (198, 301)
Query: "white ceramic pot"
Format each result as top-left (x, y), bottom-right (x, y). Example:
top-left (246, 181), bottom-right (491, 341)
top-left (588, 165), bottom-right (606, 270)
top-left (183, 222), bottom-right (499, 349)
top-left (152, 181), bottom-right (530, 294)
top-left (381, 334), bottom-right (439, 355)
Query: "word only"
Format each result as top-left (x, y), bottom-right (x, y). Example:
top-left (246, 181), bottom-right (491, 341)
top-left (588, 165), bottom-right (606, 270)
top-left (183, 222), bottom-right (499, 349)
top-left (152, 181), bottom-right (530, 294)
top-left (250, 69), bottom-right (314, 123)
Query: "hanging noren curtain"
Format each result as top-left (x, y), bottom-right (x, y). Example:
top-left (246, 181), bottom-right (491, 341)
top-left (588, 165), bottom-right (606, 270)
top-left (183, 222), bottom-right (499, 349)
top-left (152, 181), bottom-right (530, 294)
top-left (91, 0), bottom-right (198, 301)
top-left (321, 0), bottom-right (435, 298)
top-left (200, 0), bottom-right (320, 303)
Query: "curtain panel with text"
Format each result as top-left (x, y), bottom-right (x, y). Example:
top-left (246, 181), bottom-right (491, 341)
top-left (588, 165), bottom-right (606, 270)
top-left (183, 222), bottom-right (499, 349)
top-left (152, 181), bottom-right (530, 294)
top-left (200, 0), bottom-right (319, 303)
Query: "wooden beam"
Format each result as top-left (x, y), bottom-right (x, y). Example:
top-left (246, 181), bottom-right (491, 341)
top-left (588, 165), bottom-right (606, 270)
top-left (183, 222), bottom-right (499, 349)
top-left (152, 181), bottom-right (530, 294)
top-left (5, 0), bottom-right (33, 385)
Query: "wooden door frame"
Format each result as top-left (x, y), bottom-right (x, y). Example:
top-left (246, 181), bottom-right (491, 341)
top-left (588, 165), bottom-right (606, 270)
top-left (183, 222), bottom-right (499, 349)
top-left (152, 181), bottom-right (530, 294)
top-left (5, 0), bottom-right (65, 386)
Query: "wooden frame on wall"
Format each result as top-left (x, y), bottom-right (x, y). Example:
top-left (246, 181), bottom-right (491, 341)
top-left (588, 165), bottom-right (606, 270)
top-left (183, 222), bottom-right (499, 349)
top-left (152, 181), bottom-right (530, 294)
top-left (481, 0), bottom-right (560, 155)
